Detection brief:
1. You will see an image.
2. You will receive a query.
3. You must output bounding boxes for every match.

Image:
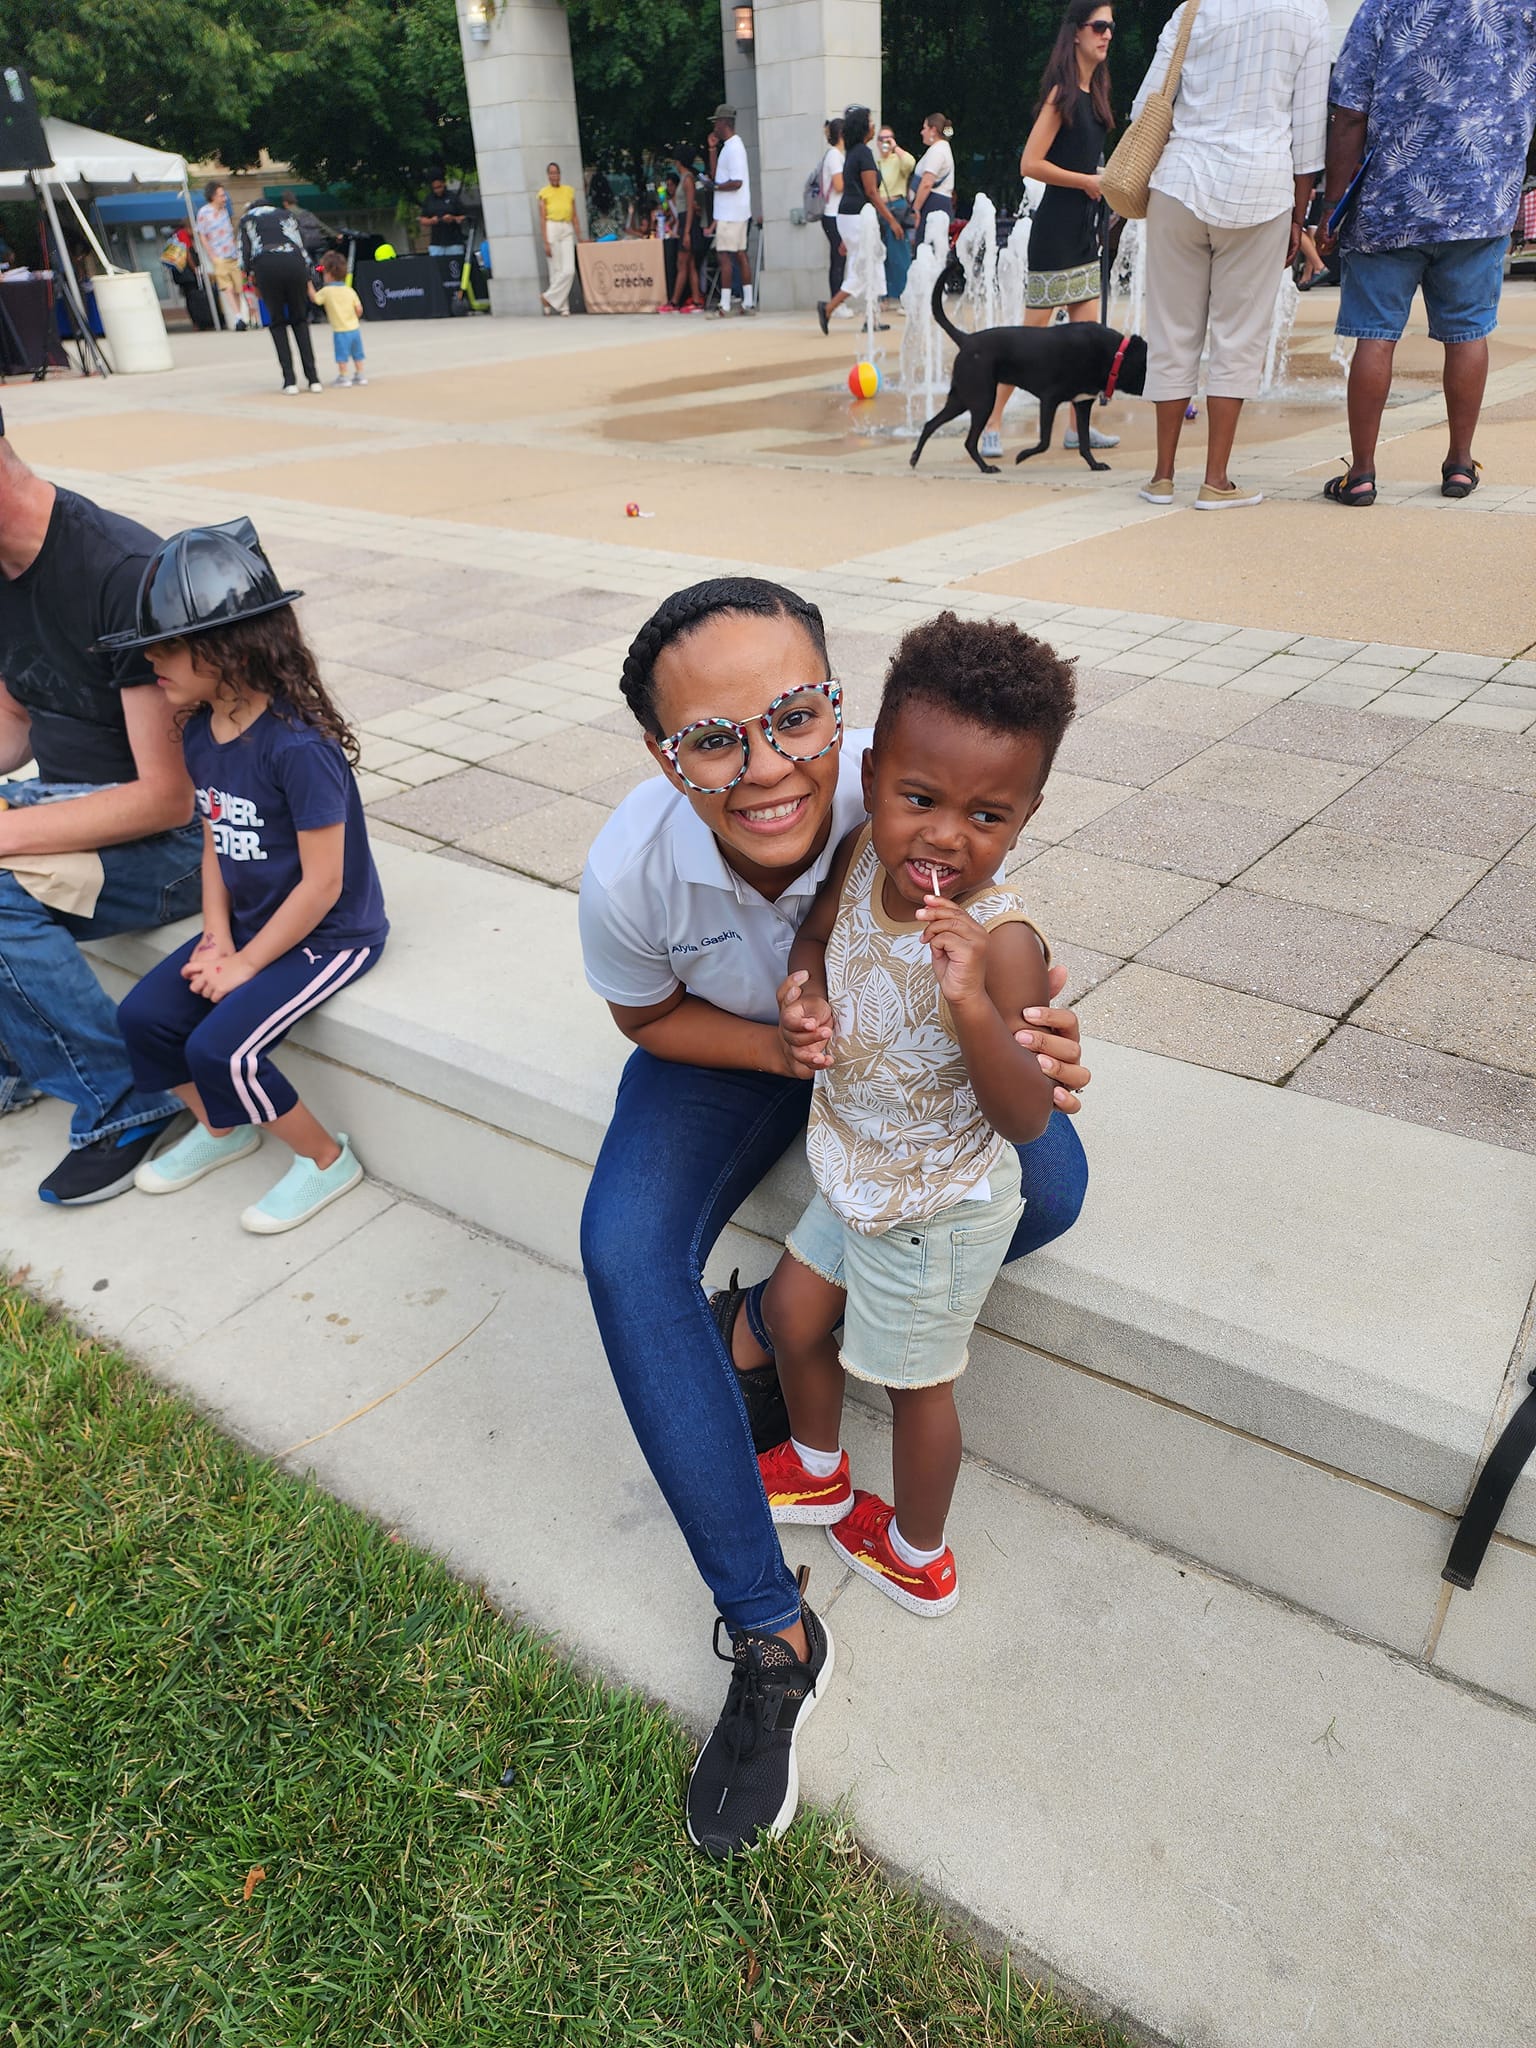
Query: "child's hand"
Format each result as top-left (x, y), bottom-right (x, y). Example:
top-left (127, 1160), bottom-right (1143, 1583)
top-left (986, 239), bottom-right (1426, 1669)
top-left (917, 893), bottom-right (989, 1008)
top-left (182, 931), bottom-right (234, 982)
top-left (189, 953), bottom-right (257, 1004)
top-left (776, 968), bottom-right (835, 1077)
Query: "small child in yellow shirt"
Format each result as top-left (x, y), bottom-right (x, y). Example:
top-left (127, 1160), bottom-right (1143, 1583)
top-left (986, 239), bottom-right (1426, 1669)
top-left (310, 251), bottom-right (367, 387)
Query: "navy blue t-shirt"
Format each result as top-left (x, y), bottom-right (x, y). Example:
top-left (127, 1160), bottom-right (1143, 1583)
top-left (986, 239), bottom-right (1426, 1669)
top-left (182, 707), bottom-right (388, 954)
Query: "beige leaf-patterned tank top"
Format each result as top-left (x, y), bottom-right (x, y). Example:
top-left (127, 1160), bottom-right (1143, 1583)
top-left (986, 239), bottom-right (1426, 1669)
top-left (806, 826), bottom-right (1050, 1236)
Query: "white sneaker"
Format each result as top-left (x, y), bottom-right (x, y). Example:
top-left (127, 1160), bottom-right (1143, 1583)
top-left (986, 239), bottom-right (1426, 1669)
top-left (833, 304), bottom-right (856, 320)
top-left (354, 374), bottom-right (368, 385)
top-left (1065, 425), bottom-right (1121, 450)
top-left (333, 374), bottom-right (350, 386)
top-left (307, 381), bottom-right (324, 393)
top-left (282, 383), bottom-right (299, 395)
top-left (979, 429), bottom-right (1003, 458)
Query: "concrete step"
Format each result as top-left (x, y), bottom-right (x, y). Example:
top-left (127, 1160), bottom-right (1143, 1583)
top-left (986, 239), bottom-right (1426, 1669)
top-left (80, 840), bottom-right (1536, 1711)
top-left (1, 1124), bottom-right (1532, 2048)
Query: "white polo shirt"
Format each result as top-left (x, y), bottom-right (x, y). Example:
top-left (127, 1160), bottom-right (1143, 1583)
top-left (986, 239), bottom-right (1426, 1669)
top-left (579, 732), bottom-right (872, 1025)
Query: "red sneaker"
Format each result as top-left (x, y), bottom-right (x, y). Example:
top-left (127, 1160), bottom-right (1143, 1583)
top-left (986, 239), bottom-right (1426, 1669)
top-left (758, 1439), bottom-right (853, 1525)
top-left (827, 1491), bottom-right (959, 1616)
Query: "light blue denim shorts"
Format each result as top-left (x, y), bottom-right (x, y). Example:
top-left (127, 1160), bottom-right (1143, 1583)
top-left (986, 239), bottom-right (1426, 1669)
top-left (785, 1147), bottom-right (1024, 1390)
top-left (1337, 236), bottom-right (1507, 345)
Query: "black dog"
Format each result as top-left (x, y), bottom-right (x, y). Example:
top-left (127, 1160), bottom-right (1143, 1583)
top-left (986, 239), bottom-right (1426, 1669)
top-left (909, 266), bottom-right (1148, 477)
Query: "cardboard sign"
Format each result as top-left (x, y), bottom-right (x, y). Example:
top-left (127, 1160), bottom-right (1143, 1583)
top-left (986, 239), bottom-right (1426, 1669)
top-left (575, 241), bottom-right (666, 314)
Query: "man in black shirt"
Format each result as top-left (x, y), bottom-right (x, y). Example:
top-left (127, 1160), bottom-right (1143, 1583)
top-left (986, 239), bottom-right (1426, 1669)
top-left (0, 421), bottom-right (203, 1204)
top-left (419, 177), bottom-right (470, 257)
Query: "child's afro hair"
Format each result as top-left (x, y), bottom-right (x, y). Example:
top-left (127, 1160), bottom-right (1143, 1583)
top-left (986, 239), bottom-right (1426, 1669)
top-left (874, 611), bottom-right (1077, 772)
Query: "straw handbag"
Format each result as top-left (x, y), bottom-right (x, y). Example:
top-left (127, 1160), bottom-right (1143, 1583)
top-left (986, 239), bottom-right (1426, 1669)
top-left (1101, 0), bottom-right (1202, 220)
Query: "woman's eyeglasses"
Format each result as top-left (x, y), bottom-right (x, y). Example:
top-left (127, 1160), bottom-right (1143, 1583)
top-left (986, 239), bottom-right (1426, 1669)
top-left (659, 682), bottom-right (843, 794)
top-left (1087, 18), bottom-right (1114, 32)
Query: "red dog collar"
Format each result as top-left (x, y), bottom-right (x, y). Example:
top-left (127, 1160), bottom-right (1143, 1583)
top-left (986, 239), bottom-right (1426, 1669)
top-left (1101, 333), bottom-right (1131, 404)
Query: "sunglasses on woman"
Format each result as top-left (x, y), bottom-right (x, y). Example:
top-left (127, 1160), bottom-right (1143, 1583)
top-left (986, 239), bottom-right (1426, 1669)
top-left (1087, 18), bottom-right (1114, 32)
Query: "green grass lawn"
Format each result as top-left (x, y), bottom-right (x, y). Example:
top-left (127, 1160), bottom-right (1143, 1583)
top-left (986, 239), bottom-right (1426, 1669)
top-left (0, 1287), bottom-right (1130, 2048)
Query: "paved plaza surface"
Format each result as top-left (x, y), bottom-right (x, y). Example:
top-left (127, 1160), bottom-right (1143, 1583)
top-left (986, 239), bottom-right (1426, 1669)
top-left (10, 287), bottom-right (1536, 1162)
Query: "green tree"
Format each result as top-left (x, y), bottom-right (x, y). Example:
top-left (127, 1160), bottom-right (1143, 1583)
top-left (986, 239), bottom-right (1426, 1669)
top-left (565, 0), bottom-right (721, 171)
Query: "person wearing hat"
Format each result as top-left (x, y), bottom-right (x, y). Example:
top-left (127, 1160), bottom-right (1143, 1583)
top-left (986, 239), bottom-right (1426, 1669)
top-left (0, 421), bottom-right (204, 1206)
top-left (110, 518), bottom-right (387, 1235)
top-left (706, 105), bottom-right (755, 316)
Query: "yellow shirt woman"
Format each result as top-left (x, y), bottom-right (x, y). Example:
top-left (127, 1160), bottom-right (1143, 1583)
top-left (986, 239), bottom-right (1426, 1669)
top-left (538, 182), bottom-right (576, 225)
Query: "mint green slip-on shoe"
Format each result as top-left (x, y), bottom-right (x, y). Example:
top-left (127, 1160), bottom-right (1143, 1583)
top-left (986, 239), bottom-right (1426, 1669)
top-left (134, 1123), bottom-right (260, 1195)
top-left (240, 1136), bottom-right (363, 1236)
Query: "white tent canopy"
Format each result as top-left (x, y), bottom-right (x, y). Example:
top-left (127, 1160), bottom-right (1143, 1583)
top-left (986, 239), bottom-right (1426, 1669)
top-left (0, 117), bottom-right (187, 199)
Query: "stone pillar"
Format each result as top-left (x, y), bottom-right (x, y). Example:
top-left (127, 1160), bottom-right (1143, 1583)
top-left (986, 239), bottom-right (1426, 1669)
top-left (753, 0), bottom-right (881, 310)
top-left (457, 0), bottom-right (586, 315)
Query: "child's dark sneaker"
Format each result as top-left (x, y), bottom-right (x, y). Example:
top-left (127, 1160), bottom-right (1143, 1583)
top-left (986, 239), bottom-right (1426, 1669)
top-left (827, 1490), bottom-right (959, 1616)
top-left (758, 1438), bottom-right (852, 1525)
top-left (37, 1117), bottom-right (180, 1206)
top-left (708, 1268), bottom-right (790, 1452)
top-left (685, 1603), bottom-right (833, 1858)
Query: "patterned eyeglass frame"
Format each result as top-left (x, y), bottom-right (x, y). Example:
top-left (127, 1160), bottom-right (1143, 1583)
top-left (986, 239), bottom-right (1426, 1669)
top-left (659, 680), bottom-right (844, 794)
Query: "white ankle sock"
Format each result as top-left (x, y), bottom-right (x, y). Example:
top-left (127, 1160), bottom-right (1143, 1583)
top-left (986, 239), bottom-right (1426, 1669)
top-left (742, 284), bottom-right (754, 308)
top-left (791, 1436), bottom-right (841, 1478)
top-left (889, 1518), bottom-right (944, 1568)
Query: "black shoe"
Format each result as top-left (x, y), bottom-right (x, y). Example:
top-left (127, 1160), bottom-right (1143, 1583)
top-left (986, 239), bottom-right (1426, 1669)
top-left (686, 1598), bottom-right (833, 1858)
top-left (709, 1268), bottom-right (790, 1453)
top-left (38, 1117), bottom-right (179, 1206)
top-left (816, 301), bottom-right (830, 336)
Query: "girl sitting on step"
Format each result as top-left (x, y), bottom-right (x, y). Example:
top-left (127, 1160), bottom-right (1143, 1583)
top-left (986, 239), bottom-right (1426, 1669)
top-left (111, 518), bottom-right (387, 1234)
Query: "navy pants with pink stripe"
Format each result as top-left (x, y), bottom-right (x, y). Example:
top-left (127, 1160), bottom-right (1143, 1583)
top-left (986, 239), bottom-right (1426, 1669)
top-left (118, 936), bottom-right (379, 1128)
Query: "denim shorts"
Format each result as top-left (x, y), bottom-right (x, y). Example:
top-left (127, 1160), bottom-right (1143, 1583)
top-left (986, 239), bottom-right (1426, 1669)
top-left (333, 328), bottom-right (365, 363)
top-left (785, 1147), bottom-right (1024, 1390)
top-left (1337, 237), bottom-right (1507, 345)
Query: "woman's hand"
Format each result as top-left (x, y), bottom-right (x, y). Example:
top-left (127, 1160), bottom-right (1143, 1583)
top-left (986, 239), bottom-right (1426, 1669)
top-left (776, 968), bottom-right (835, 1078)
top-left (1014, 962), bottom-right (1090, 1113)
top-left (1082, 173), bottom-right (1104, 203)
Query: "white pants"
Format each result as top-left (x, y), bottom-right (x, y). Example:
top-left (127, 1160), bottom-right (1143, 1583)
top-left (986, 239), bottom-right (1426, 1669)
top-left (1143, 191), bottom-right (1291, 401)
top-left (543, 219), bottom-right (576, 312)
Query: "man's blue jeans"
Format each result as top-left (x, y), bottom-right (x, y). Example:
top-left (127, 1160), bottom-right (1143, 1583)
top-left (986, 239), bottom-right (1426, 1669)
top-left (580, 1047), bottom-right (1089, 1635)
top-left (0, 782), bottom-right (203, 1145)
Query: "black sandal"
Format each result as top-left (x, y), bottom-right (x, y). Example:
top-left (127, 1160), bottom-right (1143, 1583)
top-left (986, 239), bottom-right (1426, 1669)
top-left (1441, 460), bottom-right (1481, 499)
top-left (1322, 466), bottom-right (1377, 507)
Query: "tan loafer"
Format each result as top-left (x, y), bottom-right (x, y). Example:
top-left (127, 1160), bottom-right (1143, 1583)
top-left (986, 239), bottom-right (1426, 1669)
top-left (1139, 477), bottom-right (1175, 505)
top-left (1195, 481), bottom-right (1263, 509)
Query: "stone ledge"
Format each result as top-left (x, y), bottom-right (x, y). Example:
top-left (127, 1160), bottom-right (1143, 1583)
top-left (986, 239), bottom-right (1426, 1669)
top-left (84, 840), bottom-right (1536, 1575)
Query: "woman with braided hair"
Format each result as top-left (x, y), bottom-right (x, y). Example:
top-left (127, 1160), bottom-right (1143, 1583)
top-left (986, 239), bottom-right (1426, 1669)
top-left (578, 576), bottom-right (1090, 1858)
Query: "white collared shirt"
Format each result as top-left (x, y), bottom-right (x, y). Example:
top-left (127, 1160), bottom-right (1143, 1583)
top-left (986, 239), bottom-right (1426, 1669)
top-left (579, 732), bottom-right (872, 1024)
top-left (1133, 0), bottom-right (1331, 229)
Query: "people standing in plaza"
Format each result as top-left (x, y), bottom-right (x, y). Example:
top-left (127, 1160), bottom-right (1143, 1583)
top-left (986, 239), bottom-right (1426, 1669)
top-left (194, 181), bottom-right (247, 330)
top-left (0, 421), bottom-right (203, 1206)
top-left (1318, 0), bottom-right (1536, 507)
top-left (311, 251), bottom-right (368, 386)
top-left (419, 176), bottom-right (470, 265)
top-left (665, 157), bottom-right (705, 310)
top-left (707, 105), bottom-right (755, 316)
top-left (578, 576), bottom-right (1090, 1854)
top-left (281, 189), bottom-right (330, 266)
top-left (815, 107), bottom-right (902, 334)
top-left (981, 0), bottom-right (1121, 460)
top-left (909, 115), bottom-right (957, 241)
top-left (875, 123), bottom-right (916, 303)
top-left (1133, 0), bottom-right (1331, 510)
top-left (238, 196), bottom-right (322, 394)
top-left (113, 519), bottom-right (386, 1236)
top-left (818, 118), bottom-right (846, 300)
top-left (539, 163), bottom-right (579, 316)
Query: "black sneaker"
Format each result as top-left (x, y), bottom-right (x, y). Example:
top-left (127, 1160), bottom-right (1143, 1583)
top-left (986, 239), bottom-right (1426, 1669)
top-left (816, 300), bottom-right (830, 336)
top-left (709, 1268), bottom-right (790, 1453)
top-left (686, 1597), bottom-right (833, 1858)
top-left (38, 1117), bottom-right (179, 1206)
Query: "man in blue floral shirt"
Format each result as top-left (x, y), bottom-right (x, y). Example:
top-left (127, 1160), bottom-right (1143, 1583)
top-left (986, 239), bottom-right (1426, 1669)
top-left (1319, 0), bottom-right (1536, 505)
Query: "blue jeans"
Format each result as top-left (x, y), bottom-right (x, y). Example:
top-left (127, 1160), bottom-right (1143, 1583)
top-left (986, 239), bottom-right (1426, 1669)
top-left (579, 1047), bottom-right (1089, 1633)
top-left (882, 199), bottom-right (911, 299)
top-left (0, 781), bottom-right (203, 1144)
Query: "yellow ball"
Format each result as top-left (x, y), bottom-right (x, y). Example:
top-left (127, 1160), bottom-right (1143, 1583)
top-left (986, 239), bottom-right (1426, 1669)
top-left (847, 361), bottom-right (881, 398)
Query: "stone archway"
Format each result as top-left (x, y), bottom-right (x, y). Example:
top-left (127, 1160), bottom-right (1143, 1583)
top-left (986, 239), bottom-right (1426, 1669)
top-left (456, 0), bottom-right (880, 313)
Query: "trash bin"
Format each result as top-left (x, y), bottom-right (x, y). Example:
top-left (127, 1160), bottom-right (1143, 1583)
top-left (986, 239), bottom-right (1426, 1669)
top-left (92, 269), bottom-right (174, 373)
